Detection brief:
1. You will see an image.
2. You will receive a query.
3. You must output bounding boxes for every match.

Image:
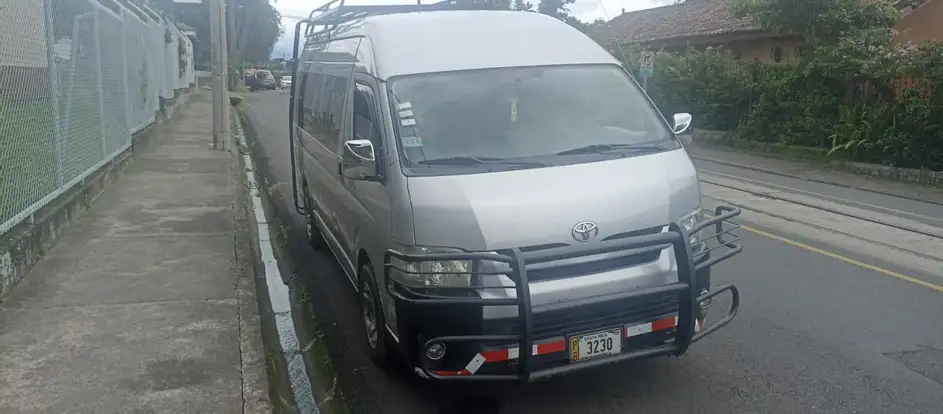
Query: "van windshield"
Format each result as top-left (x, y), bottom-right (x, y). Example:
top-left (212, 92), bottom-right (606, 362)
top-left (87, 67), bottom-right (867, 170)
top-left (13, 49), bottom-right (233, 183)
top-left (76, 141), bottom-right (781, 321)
top-left (387, 64), bottom-right (678, 172)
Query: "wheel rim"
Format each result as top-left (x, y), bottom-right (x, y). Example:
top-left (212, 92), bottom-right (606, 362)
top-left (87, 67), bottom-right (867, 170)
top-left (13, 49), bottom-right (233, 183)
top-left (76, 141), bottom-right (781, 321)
top-left (305, 211), bottom-right (314, 239)
top-left (361, 281), bottom-right (379, 349)
top-left (303, 194), bottom-right (314, 239)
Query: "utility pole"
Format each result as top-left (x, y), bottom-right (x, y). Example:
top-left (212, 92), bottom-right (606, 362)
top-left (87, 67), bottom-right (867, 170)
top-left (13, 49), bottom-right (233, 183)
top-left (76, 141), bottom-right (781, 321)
top-left (209, 0), bottom-right (230, 150)
top-left (209, 0), bottom-right (222, 149)
top-left (226, 1), bottom-right (237, 90)
top-left (219, 0), bottom-right (231, 151)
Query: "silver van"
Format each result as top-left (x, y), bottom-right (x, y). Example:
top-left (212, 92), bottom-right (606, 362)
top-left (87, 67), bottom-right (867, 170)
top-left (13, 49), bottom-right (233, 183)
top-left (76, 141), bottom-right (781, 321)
top-left (288, 0), bottom-right (744, 382)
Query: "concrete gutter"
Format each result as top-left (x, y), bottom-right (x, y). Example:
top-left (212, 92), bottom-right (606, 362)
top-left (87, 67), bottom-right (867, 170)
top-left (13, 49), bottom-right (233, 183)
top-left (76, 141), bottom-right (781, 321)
top-left (230, 108), bottom-right (278, 413)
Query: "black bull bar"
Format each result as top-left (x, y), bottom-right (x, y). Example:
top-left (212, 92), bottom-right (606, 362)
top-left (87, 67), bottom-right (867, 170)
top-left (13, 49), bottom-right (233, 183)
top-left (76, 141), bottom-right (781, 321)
top-left (384, 205), bottom-right (743, 382)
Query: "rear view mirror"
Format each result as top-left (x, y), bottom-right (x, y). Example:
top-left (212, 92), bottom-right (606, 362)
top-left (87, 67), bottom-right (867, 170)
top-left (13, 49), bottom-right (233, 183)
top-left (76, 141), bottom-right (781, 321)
top-left (672, 113), bottom-right (693, 135)
top-left (342, 139), bottom-right (377, 180)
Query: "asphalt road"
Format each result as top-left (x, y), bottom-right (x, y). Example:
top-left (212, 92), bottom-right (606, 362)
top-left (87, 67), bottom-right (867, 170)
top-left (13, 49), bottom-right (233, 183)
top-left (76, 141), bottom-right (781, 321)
top-left (241, 90), bottom-right (943, 414)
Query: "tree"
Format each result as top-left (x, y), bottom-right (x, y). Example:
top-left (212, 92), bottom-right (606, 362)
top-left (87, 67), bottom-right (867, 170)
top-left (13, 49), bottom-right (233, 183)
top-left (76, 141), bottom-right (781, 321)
top-left (512, 0), bottom-right (534, 11)
top-left (148, 0), bottom-right (281, 66)
top-left (726, 0), bottom-right (903, 76)
top-left (537, 0), bottom-right (576, 19)
top-left (726, 0), bottom-right (899, 43)
top-left (229, 0), bottom-right (282, 64)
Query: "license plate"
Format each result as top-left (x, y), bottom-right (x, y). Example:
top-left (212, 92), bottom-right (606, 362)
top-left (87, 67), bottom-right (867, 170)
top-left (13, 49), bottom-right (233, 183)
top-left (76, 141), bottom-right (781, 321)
top-left (569, 328), bottom-right (622, 362)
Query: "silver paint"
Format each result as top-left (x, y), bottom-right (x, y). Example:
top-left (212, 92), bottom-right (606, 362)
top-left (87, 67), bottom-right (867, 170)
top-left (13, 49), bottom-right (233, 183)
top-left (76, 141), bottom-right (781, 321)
top-left (295, 9), bottom-right (703, 334)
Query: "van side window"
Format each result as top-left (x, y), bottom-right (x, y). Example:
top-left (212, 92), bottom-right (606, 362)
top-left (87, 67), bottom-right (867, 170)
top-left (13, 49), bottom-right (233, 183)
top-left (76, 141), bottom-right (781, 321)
top-left (299, 70), bottom-right (346, 151)
top-left (300, 71), bottom-right (322, 139)
top-left (352, 83), bottom-right (383, 170)
top-left (295, 71), bottom-right (306, 129)
top-left (325, 75), bottom-right (348, 149)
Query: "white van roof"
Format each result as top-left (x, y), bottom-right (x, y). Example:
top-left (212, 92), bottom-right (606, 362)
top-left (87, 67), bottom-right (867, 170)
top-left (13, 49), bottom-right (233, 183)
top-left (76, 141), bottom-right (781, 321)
top-left (327, 10), bottom-right (622, 79)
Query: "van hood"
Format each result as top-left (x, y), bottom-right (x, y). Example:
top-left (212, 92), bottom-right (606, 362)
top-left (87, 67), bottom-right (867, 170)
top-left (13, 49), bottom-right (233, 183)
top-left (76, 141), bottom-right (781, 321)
top-left (406, 148), bottom-right (701, 251)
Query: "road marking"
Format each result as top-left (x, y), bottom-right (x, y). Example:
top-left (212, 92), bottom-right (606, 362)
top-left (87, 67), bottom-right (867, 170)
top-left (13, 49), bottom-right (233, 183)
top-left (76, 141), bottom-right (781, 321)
top-left (700, 169), bottom-right (943, 226)
top-left (739, 224), bottom-right (943, 293)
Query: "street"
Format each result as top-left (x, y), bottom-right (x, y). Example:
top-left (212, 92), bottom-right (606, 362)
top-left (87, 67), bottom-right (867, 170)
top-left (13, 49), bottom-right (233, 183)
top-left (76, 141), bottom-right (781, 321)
top-left (241, 90), bottom-right (943, 414)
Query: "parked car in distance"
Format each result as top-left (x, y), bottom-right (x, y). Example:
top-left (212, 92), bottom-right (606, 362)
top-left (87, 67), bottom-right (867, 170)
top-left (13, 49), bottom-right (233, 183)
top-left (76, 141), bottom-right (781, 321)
top-left (249, 69), bottom-right (277, 91)
top-left (281, 75), bottom-right (292, 89)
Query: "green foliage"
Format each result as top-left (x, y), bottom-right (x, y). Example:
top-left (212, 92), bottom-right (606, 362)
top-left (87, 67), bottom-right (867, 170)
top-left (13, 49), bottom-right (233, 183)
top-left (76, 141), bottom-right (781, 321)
top-left (726, 0), bottom-right (900, 43)
top-left (615, 40), bottom-right (943, 170)
top-left (609, 0), bottom-right (941, 170)
top-left (150, 0), bottom-right (281, 65)
top-left (537, 0), bottom-right (576, 19)
top-left (512, 0), bottom-right (535, 11)
top-left (615, 45), bottom-right (757, 131)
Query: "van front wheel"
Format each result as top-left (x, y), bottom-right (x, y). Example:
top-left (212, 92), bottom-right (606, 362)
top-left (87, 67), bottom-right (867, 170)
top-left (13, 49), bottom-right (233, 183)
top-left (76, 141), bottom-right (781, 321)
top-left (358, 262), bottom-right (394, 370)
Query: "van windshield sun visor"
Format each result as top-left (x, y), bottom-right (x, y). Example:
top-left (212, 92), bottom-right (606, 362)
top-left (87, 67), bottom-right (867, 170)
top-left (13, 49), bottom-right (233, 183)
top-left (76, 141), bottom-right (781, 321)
top-left (384, 205), bottom-right (743, 382)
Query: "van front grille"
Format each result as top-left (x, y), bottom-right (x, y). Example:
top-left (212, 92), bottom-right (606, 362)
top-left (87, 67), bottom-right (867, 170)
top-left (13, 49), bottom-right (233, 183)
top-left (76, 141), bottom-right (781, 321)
top-left (498, 225), bottom-right (666, 282)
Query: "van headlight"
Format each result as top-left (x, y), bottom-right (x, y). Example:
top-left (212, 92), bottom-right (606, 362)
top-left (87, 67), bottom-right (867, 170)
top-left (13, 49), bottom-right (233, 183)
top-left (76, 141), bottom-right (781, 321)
top-left (389, 247), bottom-right (474, 288)
top-left (678, 210), bottom-right (706, 253)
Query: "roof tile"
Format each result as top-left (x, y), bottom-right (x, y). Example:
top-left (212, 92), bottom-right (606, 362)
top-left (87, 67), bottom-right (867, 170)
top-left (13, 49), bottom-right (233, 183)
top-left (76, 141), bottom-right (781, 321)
top-left (592, 0), bottom-right (759, 45)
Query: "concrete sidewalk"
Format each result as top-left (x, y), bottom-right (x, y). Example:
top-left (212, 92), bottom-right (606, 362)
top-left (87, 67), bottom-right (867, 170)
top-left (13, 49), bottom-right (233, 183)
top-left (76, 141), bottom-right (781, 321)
top-left (0, 95), bottom-right (271, 413)
top-left (687, 143), bottom-right (943, 205)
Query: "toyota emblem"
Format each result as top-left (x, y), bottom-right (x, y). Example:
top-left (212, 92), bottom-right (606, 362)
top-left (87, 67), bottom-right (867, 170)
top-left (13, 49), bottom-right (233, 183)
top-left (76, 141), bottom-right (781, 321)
top-left (571, 221), bottom-right (599, 242)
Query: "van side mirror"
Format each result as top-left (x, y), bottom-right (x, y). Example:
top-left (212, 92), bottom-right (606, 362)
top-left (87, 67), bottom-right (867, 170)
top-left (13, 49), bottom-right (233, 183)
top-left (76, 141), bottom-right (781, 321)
top-left (672, 113), bottom-right (693, 135)
top-left (342, 139), bottom-right (377, 181)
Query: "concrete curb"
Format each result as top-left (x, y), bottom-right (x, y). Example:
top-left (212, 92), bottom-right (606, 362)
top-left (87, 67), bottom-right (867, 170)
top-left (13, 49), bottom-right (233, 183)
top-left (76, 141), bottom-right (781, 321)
top-left (0, 89), bottom-right (195, 301)
top-left (230, 108), bottom-right (276, 414)
top-left (234, 106), bottom-right (352, 414)
top-left (232, 107), bottom-right (325, 414)
top-left (690, 154), bottom-right (943, 207)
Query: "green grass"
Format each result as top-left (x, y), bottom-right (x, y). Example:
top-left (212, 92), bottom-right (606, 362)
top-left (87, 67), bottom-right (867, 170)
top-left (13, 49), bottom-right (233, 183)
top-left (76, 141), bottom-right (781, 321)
top-left (0, 100), bottom-right (59, 227)
top-left (0, 86), bottom-right (108, 230)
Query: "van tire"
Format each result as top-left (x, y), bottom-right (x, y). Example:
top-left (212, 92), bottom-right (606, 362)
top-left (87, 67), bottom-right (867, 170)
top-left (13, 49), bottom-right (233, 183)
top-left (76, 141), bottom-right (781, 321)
top-left (358, 262), bottom-right (395, 370)
top-left (302, 189), bottom-right (328, 250)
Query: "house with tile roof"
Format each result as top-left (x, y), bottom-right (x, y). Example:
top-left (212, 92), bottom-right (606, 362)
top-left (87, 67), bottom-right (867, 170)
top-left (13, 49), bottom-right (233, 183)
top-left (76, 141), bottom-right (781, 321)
top-left (592, 0), bottom-right (943, 63)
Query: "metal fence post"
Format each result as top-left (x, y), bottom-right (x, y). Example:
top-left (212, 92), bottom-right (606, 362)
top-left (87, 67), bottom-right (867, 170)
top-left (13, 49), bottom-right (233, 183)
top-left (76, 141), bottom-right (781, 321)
top-left (120, 9), bottom-right (131, 143)
top-left (219, 0), bottom-right (231, 152)
top-left (92, 8), bottom-right (107, 158)
top-left (43, 0), bottom-right (65, 186)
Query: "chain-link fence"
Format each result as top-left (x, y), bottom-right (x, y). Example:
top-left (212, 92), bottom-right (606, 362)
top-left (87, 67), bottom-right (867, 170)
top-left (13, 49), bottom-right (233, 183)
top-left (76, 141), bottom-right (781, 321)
top-left (0, 0), bottom-right (194, 235)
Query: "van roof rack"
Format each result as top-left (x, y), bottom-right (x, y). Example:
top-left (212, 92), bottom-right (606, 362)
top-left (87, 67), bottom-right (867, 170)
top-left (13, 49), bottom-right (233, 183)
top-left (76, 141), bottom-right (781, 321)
top-left (305, 0), bottom-right (496, 30)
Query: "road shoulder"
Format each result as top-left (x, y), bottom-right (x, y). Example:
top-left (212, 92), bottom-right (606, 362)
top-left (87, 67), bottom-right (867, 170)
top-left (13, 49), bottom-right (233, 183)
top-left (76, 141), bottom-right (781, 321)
top-left (688, 142), bottom-right (943, 205)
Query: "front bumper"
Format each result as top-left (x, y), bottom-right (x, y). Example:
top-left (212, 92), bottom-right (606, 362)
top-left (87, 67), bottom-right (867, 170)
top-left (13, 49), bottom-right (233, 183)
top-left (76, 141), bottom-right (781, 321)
top-left (384, 205), bottom-right (743, 382)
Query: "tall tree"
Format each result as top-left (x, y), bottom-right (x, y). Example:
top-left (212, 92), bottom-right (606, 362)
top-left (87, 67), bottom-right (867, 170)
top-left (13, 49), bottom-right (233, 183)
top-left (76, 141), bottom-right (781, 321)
top-left (536, 0), bottom-right (575, 19)
top-left (511, 0), bottom-right (534, 11)
top-left (726, 0), bottom-right (899, 43)
top-left (148, 0), bottom-right (281, 66)
top-left (229, 0), bottom-right (282, 64)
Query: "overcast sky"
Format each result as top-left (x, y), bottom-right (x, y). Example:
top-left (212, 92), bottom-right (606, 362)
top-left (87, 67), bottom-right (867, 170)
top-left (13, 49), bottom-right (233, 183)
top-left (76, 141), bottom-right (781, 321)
top-left (269, 0), bottom-right (675, 58)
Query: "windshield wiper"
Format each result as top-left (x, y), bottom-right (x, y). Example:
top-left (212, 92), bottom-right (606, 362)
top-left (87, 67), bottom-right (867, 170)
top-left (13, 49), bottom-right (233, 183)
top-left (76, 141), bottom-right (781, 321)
top-left (417, 156), bottom-right (546, 167)
top-left (554, 143), bottom-right (668, 156)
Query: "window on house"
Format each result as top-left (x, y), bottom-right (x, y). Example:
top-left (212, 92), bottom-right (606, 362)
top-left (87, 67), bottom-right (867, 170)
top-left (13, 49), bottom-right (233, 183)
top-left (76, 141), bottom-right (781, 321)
top-left (795, 45), bottom-right (808, 59)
